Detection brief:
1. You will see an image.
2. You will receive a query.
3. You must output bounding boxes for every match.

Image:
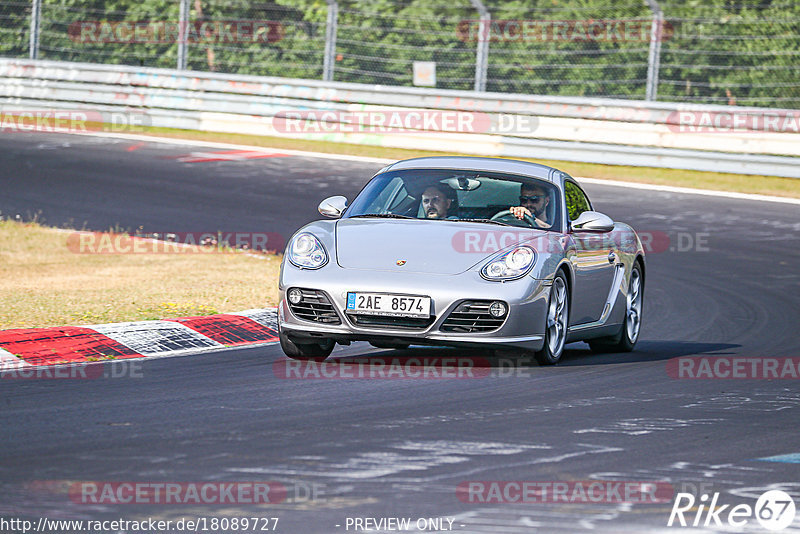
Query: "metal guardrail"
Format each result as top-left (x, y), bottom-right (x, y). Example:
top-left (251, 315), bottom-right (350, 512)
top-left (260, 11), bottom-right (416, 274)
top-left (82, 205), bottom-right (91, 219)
top-left (1, 58), bottom-right (798, 178)
top-left (14, 0), bottom-right (664, 100)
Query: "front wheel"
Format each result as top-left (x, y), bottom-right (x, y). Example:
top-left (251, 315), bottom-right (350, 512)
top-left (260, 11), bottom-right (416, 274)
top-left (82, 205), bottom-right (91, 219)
top-left (279, 330), bottom-right (335, 360)
top-left (534, 271), bottom-right (569, 365)
top-left (588, 263), bottom-right (643, 353)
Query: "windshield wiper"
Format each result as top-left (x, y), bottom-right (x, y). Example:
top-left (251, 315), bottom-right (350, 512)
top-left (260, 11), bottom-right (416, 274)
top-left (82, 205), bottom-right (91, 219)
top-left (349, 215), bottom-right (513, 226)
top-left (349, 213), bottom-right (415, 220)
top-left (450, 218), bottom-right (512, 226)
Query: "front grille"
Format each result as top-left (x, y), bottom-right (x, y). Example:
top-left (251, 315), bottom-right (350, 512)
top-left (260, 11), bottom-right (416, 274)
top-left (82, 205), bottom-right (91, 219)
top-left (348, 314), bottom-right (435, 330)
top-left (287, 288), bottom-right (341, 324)
top-left (441, 300), bottom-right (507, 333)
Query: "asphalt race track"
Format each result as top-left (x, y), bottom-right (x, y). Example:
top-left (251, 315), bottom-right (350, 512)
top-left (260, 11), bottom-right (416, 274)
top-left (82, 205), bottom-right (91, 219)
top-left (1, 132), bottom-right (799, 533)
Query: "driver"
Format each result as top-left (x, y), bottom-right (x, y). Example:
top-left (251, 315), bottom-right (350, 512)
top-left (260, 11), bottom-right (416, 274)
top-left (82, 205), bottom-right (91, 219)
top-left (510, 183), bottom-right (551, 228)
top-left (421, 185), bottom-right (452, 219)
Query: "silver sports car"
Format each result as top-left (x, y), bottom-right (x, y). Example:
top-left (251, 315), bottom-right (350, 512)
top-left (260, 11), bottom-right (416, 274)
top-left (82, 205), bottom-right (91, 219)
top-left (278, 156), bottom-right (645, 364)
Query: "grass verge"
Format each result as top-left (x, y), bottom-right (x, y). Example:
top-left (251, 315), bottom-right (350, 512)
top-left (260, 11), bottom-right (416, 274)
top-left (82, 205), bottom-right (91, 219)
top-left (134, 126), bottom-right (800, 199)
top-left (0, 219), bottom-right (280, 330)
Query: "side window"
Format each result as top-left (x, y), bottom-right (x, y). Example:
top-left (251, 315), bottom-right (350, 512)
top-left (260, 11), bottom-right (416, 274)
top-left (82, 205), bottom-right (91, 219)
top-left (365, 176), bottom-right (403, 213)
top-left (564, 181), bottom-right (591, 221)
top-left (387, 183), bottom-right (409, 210)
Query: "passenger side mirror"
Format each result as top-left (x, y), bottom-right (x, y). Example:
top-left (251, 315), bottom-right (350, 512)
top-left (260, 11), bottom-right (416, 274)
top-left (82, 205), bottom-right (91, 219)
top-left (571, 211), bottom-right (614, 232)
top-left (318, 195), bottom-right (348, 218)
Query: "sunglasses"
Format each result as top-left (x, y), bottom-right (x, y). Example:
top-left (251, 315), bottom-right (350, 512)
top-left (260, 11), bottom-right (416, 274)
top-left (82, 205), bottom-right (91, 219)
top-left (519, 195), bottom-right (544, 203)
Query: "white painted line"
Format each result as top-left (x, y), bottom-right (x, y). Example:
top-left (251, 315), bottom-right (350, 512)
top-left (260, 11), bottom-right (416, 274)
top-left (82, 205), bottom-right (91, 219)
top-left (74, 131), bottom-right (394, 164)
top-left (576, 176), bottom-right (800, 206)
top-left (0, 347), bottom-right (31, 370)
top-left (175, 150), bottom-right (289, 163)
top-left (74, 131), bottom-right (800, 205)
top-left (757, 453), bottom-right (800, 463)
top-left (177, 151), bottom-right (254, 162)
top-left (92, 321), bottom-right (223, 355)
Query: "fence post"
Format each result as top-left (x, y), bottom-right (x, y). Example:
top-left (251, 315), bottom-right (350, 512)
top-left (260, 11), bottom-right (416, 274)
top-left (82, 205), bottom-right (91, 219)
top-left (29, 0), bottom-right (42, 59)
top-left (469, 0), bottom-right (490, 92)
top-left (177, 0), bottom-right (190, 70)
top-left (322, 0), bottom-right (338, 82)
top-left (644, 0), bottom-right (663, 101)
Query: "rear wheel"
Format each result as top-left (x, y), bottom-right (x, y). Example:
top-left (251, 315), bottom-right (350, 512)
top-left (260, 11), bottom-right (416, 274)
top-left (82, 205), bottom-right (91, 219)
top-left (588, 263), bottom-right (643, 353)
top-left (279, 330), bottom-right (335, 360)
top-left (534, 271), bottom-right (569, 365)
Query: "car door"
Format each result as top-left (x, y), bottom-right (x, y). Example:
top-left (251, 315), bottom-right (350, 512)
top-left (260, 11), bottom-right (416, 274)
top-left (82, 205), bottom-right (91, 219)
top-left (565, 180), bottom-right (618, 325)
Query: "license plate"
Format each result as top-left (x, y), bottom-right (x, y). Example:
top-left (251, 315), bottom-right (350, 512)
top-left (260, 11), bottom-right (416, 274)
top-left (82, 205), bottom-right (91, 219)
top-left (346, 292), bottom-right (430, 318)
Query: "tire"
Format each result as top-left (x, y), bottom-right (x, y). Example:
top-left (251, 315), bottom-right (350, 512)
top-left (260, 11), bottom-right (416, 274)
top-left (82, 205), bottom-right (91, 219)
top-left (279, 330), bottom-right (335, 360)
top-left (588, 262), bottom-right (643, 353)
top-left (534, 271), bottom-right (570, 365)
top-left (369, 342), bottom-right (411, 350)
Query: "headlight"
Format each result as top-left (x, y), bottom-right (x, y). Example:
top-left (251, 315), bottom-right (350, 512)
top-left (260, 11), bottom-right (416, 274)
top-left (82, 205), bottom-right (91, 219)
top-left (287, 232), bottom-right (328, 269)
top-left (481, 246), bottom-right (536, 281)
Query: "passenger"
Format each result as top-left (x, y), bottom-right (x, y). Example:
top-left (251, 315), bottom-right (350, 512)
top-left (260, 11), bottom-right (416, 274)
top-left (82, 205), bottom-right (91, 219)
top-left (510, 183), bottom-right (551, 228)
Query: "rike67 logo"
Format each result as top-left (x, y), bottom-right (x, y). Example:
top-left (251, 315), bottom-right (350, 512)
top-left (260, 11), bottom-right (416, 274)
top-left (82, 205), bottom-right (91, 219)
top-left (668, 489), bottom-right (796, 531)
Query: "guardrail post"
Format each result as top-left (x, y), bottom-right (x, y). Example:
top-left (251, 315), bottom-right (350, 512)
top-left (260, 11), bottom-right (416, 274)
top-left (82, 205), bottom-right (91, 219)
top-left (29, 0), bottom-right (42, 59)
top-left (322, 0), bottom-right (338, 82)
top-left (177, 0), bottom-right (190, 70)
top-left (644, 0), bottom-right (663, 101)
top-left (469, 0), bottom-right (490, 92)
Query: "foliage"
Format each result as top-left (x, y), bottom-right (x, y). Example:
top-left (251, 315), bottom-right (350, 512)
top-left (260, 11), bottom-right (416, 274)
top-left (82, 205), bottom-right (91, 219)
top-left (2, 0), bottom-right (798, 107)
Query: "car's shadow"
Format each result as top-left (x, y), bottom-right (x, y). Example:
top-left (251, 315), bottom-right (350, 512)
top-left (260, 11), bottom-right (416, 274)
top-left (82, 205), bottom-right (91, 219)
top-left (556, 340), bottom-right (741, 367)
top-left (325, 340), bottom-right (740, 369)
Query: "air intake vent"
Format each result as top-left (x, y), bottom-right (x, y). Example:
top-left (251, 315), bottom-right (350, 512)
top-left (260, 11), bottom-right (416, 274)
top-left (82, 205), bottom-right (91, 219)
top-left (441, 300), bottom-right (507, 333)
top-left (348, 314), bottom-right (435, 330)
top-left (287, 288), bottom-right (341, 324)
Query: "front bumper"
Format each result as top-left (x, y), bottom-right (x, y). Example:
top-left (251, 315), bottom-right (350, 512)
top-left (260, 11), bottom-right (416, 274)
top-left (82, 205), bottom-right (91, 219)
top-left (278, 265), bottom-right (550, 351)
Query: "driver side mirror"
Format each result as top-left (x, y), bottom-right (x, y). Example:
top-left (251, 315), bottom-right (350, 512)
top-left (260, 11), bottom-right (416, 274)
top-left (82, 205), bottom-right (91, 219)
top-left (571, 211), bottom-right (614, 232)
top-left (318, 195), bottom-right (348, 218)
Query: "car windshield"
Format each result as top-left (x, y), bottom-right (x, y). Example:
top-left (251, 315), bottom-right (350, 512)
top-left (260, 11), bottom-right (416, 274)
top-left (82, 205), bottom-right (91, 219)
top-left (345, 168), bottom-right (561, 230)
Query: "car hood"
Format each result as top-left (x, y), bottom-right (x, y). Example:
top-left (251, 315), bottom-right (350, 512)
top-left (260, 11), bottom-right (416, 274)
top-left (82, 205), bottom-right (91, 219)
top-left (335, 218), bottom-right (543, 275)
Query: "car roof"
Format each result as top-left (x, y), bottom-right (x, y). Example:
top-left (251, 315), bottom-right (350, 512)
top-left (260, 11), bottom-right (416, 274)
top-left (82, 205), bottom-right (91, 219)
top-left (384, 156), bottom-right (559, 182)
